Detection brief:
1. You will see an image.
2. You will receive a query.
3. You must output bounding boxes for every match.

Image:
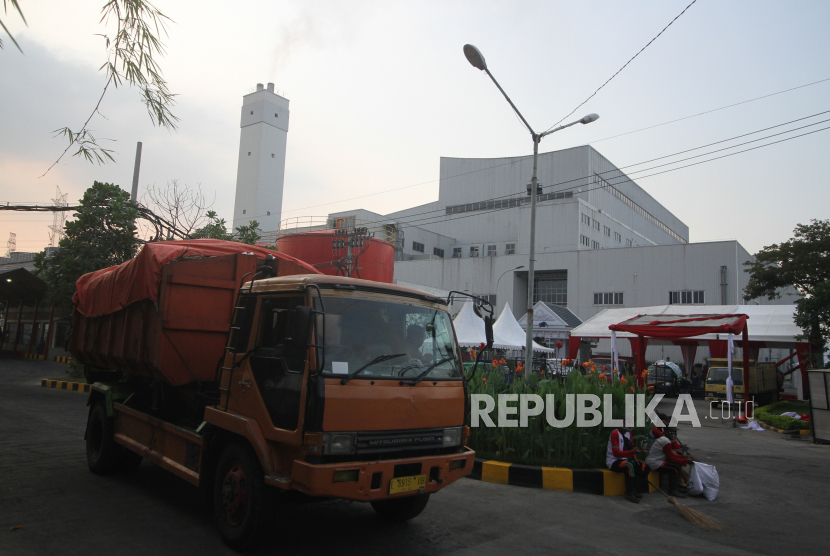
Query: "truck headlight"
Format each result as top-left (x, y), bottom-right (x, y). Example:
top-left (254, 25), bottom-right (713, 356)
top-left (443, 426), bottom-right (462, 447)
top-left (322, 432), bottom-right (356, 454)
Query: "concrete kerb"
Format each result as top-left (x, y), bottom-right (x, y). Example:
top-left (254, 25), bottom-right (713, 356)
top-left (467, 458), bottom-right (660, 496)
top-left (40, 379), bottom-right (90, 393)
top-left (755, 420), bottom-right (811, 436)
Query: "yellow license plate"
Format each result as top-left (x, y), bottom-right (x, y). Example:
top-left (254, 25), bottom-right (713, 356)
top-left (389, 474), bottom-right (426, 495)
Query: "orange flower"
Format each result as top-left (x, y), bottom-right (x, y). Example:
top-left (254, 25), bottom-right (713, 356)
top-left (620, 378), bottom-right (628, 384)
top-left (582, 362), bottom-right (589, 368)
top-left (499, 358), bottom-right (506, 365)
top-left (492, 359), bottom-right (499, 367)
top-left (482, 377), bottom-right (487, 382)
top-left (627, 387), bottom-right (634, 393)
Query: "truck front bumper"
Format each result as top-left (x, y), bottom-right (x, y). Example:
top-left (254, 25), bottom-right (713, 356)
top-left (289, 447), bottom-right (475, 501)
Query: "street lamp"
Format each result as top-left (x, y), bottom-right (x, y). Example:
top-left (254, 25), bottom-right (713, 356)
top-left (464, 44), bottom-right (599, 378)
top-left (496, 265), bottom-right (524, 295)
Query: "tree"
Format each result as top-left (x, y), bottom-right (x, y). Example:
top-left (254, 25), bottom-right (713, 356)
top-left (744, 219), bottom-right (830, 365)
top-left (235, 221), bottom-right (262, 245)
top-left (3, 1), bottom-right (178, 174)
top-left (33, 182), bottom-right (138, 308)
top-left (141, 179), bottom-right (213, 239)
top-left (189, 210), bottom-right (234, 241)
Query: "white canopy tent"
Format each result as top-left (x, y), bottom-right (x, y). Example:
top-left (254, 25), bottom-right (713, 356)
top-left (493, 303), bottom-right (555, 353)
top-left (570, 304), bottom-right (803, 348)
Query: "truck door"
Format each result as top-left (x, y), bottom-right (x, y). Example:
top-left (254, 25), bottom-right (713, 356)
top-left (249, 295), bottom-right (307, 431)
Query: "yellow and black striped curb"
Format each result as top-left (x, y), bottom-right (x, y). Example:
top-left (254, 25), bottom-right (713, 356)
top-left (24, 353), bottom-right (46, 360)
top-left (40, 380), bottom-right (90, 393)
top-left (756, 420), bottom-right (811, 435)
top-left (55, 356), bottom-right (73, 364)
top-left (468, 459), bottom-right (659, 496)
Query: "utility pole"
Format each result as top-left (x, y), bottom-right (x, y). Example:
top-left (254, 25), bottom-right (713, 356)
top-left (131, 142), bottom-right (143, 203)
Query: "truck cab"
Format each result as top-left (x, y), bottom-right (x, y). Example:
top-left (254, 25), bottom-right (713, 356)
top-left (704, 358), bottom-right (778, 406)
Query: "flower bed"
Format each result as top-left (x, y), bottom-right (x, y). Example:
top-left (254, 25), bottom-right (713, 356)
top-left (754, 400), bottom-right (811, 431)
top-left (465, 364), bottom-right (653, 469)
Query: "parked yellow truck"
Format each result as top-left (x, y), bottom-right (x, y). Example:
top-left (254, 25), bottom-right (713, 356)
top-left (705, 358), bottom-right (779, 406)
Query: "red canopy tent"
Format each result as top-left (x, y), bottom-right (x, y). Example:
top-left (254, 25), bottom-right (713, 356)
top-left (608, 313), bottom-right (751, 410)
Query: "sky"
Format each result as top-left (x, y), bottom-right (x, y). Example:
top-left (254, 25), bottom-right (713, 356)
top-left (2, 0), bottom-right (829, 255)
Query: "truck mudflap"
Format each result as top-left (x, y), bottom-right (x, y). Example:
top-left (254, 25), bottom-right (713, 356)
top-left (288, 447), bottom-right (475, 501)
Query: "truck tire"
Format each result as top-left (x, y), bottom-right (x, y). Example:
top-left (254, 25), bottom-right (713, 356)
top-left (213, 441), bottom-right (269, 551)
top-left (86, 402), bottom-right (119, 475)
top-left (370, 493), bottom-right (430, 522)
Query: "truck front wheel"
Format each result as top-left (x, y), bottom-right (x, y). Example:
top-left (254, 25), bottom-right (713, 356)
top-left (86, 402), bottom-right (119, 475)
top-left (213, 441), bottom-right (269, 551)
top-left (370, 493), bottom-right (430, 522)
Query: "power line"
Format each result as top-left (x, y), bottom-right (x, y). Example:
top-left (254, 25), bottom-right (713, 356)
top-left (326, 110), bottom-right (830, 231)
top-left (589, 77), bottom-right (830, 144)
top-left (543, 0), bottom-right (698, 134)
top-left (389, 122), bottom-right (830, 232)
top-left (279, 75), bottom-right (828, 218)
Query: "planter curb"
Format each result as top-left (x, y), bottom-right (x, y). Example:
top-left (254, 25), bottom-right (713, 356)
top-left (467, 458), bottom-right (659, 496)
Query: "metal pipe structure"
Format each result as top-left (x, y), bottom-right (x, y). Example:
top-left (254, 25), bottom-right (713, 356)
top-left (463, 44), bottom-right (599, 378)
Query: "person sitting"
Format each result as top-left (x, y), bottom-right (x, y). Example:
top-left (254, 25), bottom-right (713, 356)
top-left (607, 425), bottom-right (648, 503)
top-left (404, 324), bottom-right (429, 366)
top-left (645, 419), bottom-right (694, 497)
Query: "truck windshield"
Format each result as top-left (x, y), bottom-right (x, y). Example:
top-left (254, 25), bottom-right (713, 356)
top-left (316, 297), bottom-right (462, 380)
top-left (706, 367), bottom-right (744, 385)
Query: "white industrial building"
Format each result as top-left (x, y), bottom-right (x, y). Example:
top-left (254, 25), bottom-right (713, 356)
top-left (320, 145), bottom-right (795, 364)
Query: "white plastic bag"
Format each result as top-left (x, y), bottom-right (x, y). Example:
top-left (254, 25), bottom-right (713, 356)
top-left (687, 462), bottom-right (719, 501)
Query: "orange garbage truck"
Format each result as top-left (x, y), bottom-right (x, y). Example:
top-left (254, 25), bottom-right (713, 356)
top-left (70, 240), bottom-right (475, 550)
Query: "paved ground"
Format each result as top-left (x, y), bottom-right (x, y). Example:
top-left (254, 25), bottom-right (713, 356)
top-left (2, 355), bottom-right (828, 556)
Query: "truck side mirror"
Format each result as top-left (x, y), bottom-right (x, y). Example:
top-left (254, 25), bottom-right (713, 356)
top-left (484, 315), bottom-right (494, 349)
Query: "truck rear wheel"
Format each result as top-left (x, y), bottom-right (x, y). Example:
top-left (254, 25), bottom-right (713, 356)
top-left (370, 493), bottom-right (430, 522)
top-left (213, 442), bottom-right (269, 551)
top-left (86, 402), bottom-right (119, 475)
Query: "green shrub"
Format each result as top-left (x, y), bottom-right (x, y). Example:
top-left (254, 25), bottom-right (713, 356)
top-left (465, 365), bottom-right (652, 468)
top-left (755, 401), bottom-right (811, 431)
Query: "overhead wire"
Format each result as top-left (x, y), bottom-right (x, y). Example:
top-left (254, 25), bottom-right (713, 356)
top-left (276, 77), bottom-right (830, 219)
top-left (542, 0), bottom-right (698, 134)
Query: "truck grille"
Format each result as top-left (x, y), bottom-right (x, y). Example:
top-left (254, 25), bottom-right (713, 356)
top-left (355, 428), bottom-right (444, 455)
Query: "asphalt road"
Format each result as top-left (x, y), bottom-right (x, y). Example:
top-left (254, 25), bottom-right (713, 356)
top-left (2, 356), bottom-right (828, 556)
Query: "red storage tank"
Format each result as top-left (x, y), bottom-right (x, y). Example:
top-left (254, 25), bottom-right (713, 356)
top-left (274, 230), bottom-right (395, 283)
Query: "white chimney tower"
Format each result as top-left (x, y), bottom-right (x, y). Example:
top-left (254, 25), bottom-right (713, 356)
top-left (232, 82), bottom-right (289, 234)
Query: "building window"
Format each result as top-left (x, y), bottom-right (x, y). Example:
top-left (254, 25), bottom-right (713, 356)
top-left (243, 210), bottom-right (246, 214)
top-left (603, 225), bottom-right (611, 237)
top-left (267, 211), bottom-right (270, 216)
top-left (433, 247), bottom-right (444, 258)
top-left (534, 271), bottom-right (567, 306)
top-left (452, 247), bottom-right (462, 258)
top-left (271, 154), bottom-right (275, 158)
top-left (487, 245), bottom-right (497, 257)
top-left (469, 246), bottom-right (479, 257)
top-left (593, 220), bottom-right (600, 231)
top-left (412, 241), bottom-right (424, 253)
top-left (614, 231), bottom-right (622, 243)
top-left (581, 214), bottom-right (591, 226)
top-left (505, 243), bottom-right (515, 255)
top-left (591, 240), bottom-right (600, 249)
top-left (626, 239), bottom-right (633, 247)
top-left (670, 290), bottom-right (705, 304)
top-left (476, 294), bottom-right (497, 306)
top-left (580, 235), bottom-right (591, 247)
top-left (594, 292), bottom-right (624, 305)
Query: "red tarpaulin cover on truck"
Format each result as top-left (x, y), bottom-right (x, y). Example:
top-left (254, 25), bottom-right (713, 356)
top-left (72, 239), bottom-right (321, 317)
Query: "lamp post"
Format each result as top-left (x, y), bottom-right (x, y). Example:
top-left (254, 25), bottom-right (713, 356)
top-left (496, 265), bottom-right (524, 294)
top-left (463, 44), bottom-right (599, 378)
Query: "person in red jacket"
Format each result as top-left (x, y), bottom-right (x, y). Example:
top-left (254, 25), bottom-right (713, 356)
top-left (645, 425), bottom-right (694, 497)
top-left (606, 426), bottom-right (647, 503)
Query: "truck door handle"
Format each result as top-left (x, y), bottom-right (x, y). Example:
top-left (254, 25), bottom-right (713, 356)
top-left (239, 381), bottom-right (252, 386)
